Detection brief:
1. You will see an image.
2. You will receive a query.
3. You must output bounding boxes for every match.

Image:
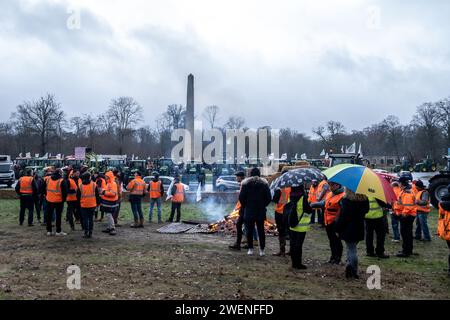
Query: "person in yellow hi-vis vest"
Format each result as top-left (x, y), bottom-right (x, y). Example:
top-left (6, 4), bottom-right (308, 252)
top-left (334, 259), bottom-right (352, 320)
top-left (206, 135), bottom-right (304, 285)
top-left (365, 198), bottom-right (390, 259)
top-left (287, 185), bottom-right (313, 270)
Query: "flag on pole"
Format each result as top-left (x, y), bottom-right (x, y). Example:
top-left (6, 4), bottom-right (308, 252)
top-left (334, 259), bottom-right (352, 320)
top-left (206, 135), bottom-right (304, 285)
top-left (294, 153), bottom-right (298, 160)
top-left (300, 153), bottom-right (307, 160)
top-left (347, 142), bottom-right (356, 154)
top-left (325, 153), bottom-right (329, 159)
top-left (358, 144), bottom-right (363, 157)
top-left (320, 149), bottom-right (325, 156)
top-left (26, 152), bottom-right (31, 158)
top-left (281, 153), bottom-right (287, 161)
top-left (341, 146), bottom-right (345, 153)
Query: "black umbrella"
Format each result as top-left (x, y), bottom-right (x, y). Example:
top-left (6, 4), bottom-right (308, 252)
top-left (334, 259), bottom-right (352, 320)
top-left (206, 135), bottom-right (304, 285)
top-left (270, 167), bottom-right (326, 192)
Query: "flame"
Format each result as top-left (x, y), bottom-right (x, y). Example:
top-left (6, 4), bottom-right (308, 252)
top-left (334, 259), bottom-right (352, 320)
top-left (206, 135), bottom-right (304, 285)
top-left (208, 209), bottom-right (278, 235)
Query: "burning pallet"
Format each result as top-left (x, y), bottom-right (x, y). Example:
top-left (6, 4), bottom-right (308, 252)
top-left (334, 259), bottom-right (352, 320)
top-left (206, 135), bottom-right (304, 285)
top-left (208, 210), bottom-right (278, 236)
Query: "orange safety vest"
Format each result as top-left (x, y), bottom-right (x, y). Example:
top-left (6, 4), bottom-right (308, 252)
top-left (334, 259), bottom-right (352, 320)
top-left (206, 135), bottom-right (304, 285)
top-left (103, 181), bottom-right (119, 202)
top-left (437, 204), bottom-right (450, 241)
top-left (127, 177), bottom-right (146, 196)
top-left (149, 181), bottom-right (162, 199)
top-left (275, 187), bottom-right (291, 214)
top-left (19, 176), bottom-right (34, 194)
top-left (80, 182), bottom-right (97, 209)
top-left (98, 177), bottom-right (107, 200)
top-left (415, 190), bottom-right (430, 213)
top-left (172, 183), bottom-right (185, 203)
top-left (324, 192), bottom-right (345, 225)
top-left (308, 185), bottom-right (318, 203)
top-left (392, 186), bottom-right (402, 215)
top-left (66, 178), bottom-right (78, 202)
top-left (46, 178), bottom-right (63, 203)
top-left (397, 190), bottom-right (417, 217)
top-left (316, 180), bottom-right (329, 201)
top-left (412, 183), bottom-right (418, 195)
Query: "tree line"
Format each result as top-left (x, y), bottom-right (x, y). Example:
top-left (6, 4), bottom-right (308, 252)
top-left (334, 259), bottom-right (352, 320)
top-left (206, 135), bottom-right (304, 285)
top-left (0, 93), bottom-right (448, 164)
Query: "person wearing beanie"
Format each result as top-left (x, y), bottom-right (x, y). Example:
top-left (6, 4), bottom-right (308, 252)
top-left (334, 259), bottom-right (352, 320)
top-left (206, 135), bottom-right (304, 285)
top-left (414, 180), bottom-right (431, 242)
top-left (238, 167), bottom-right (272, 257)
top-left (286, 185), bottom-right (312, 269)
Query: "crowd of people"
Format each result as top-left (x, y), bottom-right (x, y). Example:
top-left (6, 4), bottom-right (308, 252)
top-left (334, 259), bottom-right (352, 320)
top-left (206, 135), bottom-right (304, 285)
top-left (13, 164), bottom-right (450, 278)
top-left (229, 168), bottom-right (450, 279)
top-left (15, 166), bottom-right (185, 238)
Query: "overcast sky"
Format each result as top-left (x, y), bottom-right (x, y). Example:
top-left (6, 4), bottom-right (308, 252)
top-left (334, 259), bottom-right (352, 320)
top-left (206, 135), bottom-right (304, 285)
top-left (1, 0), bottom-right (449, 134)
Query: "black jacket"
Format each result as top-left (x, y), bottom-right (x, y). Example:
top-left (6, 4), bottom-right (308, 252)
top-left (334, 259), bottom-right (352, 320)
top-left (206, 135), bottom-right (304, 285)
top-left (238, 176), bottom-right (272, 221)
top-left (335, 195), bottom-right (369, 242)
top-left (440, 192), bottom-right (450, 211)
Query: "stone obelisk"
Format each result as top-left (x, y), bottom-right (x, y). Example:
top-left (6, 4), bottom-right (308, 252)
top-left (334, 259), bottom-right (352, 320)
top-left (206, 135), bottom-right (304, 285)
top-left (186, 74), bottom-right (195, 160)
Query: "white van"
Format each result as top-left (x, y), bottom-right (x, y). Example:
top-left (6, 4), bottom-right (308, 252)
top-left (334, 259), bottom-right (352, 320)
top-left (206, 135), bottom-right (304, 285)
top-left (0, 155), bottom-right (15, 187)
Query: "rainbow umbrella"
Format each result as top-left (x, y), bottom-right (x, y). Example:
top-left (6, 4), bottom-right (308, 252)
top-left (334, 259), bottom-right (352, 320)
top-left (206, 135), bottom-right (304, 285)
top-left (322, 164), bottom-right (397, 204)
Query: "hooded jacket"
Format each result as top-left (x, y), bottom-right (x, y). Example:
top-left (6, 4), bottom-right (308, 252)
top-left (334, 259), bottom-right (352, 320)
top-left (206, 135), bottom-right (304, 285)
top-left (238, 176), bottom-right (272, 221)
top-left (335, 190), bottom-right (369, 242)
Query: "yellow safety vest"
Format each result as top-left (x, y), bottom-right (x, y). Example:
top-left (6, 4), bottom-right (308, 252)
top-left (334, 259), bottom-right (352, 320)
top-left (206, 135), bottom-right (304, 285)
top-left (365, 198), bottom-right (384, 219)
top-left (290, 197), bottom-right (311, 233)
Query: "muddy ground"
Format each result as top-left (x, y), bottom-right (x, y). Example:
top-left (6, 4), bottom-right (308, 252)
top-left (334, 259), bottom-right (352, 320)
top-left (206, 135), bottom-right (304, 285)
top-left (0, 199), bottom-right (449, 300)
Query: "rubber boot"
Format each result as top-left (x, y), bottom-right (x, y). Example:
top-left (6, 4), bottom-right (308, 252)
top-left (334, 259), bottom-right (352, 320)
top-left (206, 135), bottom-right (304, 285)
top-left (130, 219), bottom-right (139, 228)
top-left (273, 236), bottom-right (286, 256)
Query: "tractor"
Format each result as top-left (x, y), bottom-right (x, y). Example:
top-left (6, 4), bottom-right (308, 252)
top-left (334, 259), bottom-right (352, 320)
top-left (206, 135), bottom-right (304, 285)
top-left (414, 157), bottom-right (438, 173)
top-left (428, 155), bottom-right (450, 208)
top-left (394, 160), bottom-right (414, 173)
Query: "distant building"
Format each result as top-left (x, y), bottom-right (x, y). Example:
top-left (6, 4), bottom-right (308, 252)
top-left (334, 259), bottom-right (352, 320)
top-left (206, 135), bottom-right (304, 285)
top-left (365, 155), bottom-right (400, 167)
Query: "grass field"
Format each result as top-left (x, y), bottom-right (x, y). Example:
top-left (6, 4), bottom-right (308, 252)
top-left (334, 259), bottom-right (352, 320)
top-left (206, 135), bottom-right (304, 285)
top-left (0, 199), bottom-right (449, 300)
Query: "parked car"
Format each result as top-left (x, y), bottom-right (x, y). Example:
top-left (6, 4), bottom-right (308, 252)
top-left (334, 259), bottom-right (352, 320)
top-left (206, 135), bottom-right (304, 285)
top-left (143, 176), bottom-right (190, 192)
top-left (398, 170), bottom-right (413, 181)
top-left (215, 175), bottom-right (240, 192)
top-left (0, 155), bottom-right (15, 188)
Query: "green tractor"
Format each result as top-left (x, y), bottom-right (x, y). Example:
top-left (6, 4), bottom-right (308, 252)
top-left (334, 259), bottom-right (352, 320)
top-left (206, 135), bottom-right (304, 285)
top-left (414, 158), bottom-right (438, 173)
top-left (394, 160), bottom-right (414, 173)
top-left (123, 160), bottom-right (148, 186)
top-left (428, 155), bottom-right (450, 208)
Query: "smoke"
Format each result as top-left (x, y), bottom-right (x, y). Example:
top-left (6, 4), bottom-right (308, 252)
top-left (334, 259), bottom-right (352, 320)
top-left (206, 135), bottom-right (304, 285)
top-left (198, 197), bottom-right (230, 222)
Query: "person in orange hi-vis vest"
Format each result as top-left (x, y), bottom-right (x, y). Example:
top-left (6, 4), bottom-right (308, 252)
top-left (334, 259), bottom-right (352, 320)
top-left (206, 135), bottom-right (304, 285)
top-left (45, 169), bottom-right (68, 236)
top-left (272, 185), bottom-right (292, 256)
top-left (311, 181), bottom-right (345, 264)
top-left (315, 179), bottom-right (330, 227)
top-left (65, 170), bottom-right (80, 231)
top-left (168, 175), bottom-right (185, 223)
top-left (414, 180), bottom-right (431, 242)
top-left (77, 172), bottom-right (100, 238)
top-left (229, 171), bottom-right (246, 250)
top-left (437, 185), bottom-right (450, 277)
top-left (100, 174), bottom-right (119, 236)
top-left (148, 171), bottom-right (165, 223)
top-left (15, 168), bottom-right (38, 226)
top-left (127, 171), bottom-right (146, 228)
top-left (308, 179), bottom-right (319, 225)
top-left (396, 177), bottom-right (417, 258)
top-left (390, 181), bottom-right (402, 242)
top-left (95, 173), bottom-right (107, 222)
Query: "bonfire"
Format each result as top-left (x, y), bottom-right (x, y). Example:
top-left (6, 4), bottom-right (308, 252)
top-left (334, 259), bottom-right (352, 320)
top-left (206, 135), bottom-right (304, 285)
top-left (208, 209), bottom-right (278, 235)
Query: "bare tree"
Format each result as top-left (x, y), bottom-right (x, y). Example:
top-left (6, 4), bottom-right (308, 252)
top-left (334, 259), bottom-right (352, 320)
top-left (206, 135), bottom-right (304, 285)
top-left (12, 94), bottom-right (65, 154)
top-left (380, 115), bottom-right (403, 161)
top-left (313, 121), bottom-right (346, 152)
top-left (70, 116), bottom-right (86, 139)
top-left (203, 105), bottom-right (220, 129)
top-left (436, 97), bottom-right (450, 146)
top-left (224, 116), bottom-right (245, 129)
top-left (412, 102), bottom-right (441, 159)
top-left (107, 97), bottom-right (143, 154)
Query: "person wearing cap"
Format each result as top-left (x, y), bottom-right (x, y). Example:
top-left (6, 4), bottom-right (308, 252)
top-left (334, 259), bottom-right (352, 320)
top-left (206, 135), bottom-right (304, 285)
top-left (414, 180), bottom-right (431, 242)
top-left (168, 175), bottom-right (185, 223)
top-left (307, 179), bottom-right (319, 224)
top-left (127, 171), bottom-right (146, 228)
top-left (396, 176), bottom-right (417, 257)
top-left (238, 167), bottom-right (272, 257)
top-left (229, 171), bottom-right (246, 250)
top-left (148, 171), bottom-right (165, 223)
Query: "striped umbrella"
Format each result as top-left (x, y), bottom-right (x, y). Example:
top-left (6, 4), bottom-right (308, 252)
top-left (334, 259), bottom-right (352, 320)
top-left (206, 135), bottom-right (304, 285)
top-left (322, 164), bottom-right (397, 204)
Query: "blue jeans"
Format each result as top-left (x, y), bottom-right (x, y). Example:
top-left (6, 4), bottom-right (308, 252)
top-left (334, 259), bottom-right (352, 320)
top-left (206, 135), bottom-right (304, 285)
top-left (391, 214), bottom-right (400, 240)
top-left (149, 198), bottom-right (162, 222)
top-left (130, 200), bottom-right (143, 220)
top-left (345, 241), bottom-right (359, 273)
top-left (415, 213), bottom-right (431, 241)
